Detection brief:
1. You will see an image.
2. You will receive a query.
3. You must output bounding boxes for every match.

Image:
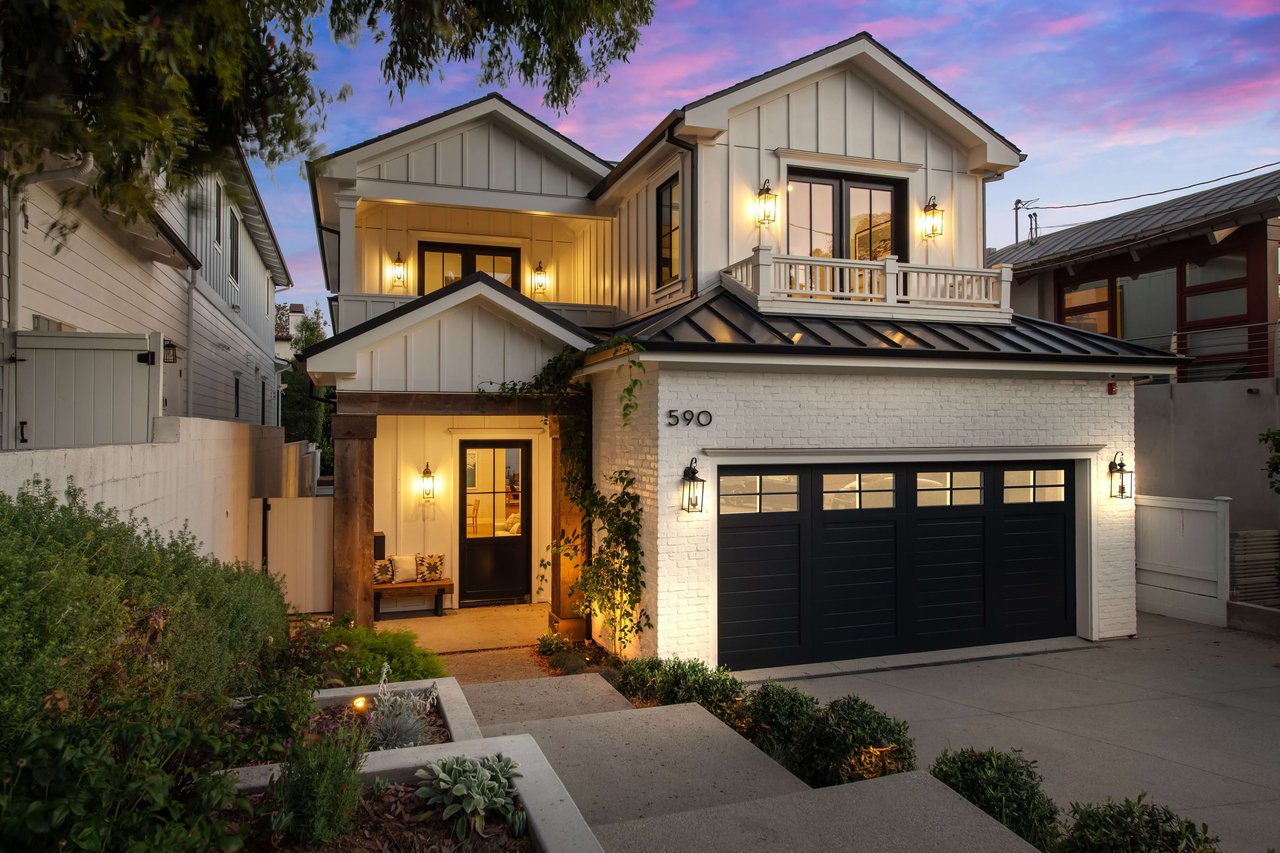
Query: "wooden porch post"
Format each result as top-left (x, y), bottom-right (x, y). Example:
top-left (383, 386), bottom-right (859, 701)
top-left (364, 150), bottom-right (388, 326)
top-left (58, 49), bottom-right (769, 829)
top-left (548, 415), bottom-right (587, 642)
top-left (332, 413), bottom-right (376, 626)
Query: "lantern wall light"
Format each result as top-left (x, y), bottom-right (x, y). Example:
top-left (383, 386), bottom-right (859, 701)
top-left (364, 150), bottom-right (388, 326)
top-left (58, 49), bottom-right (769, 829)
top-left (681, 457), bottom-right (706, 513)
top-left (756, 179), bottom-right (778, 226)
top-left (162, 338), bottom-right (178, 364)
top-left (420, 463), bottom-right (436, 503)
top-left (1108, 451), bottom-right (1134, 499)
top-left (532, 260), bottom-right (548, 294)
top-left (391, 251), bottom-right (406, 287)
top-left (922, 196), bottom-right (944, 239)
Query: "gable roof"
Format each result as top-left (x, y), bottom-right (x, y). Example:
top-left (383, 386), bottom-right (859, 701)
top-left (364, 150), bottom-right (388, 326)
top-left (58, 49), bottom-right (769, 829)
top-left (619, 284), bottom-right (1183, 369)
top-left (988, 167), bottom-right (1280, 272)
top-left (303, 273), bottom-right (595, 372)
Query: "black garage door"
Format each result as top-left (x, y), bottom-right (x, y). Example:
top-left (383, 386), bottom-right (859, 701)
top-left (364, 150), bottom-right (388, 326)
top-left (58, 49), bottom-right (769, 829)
top-left (717, 462), bottom-right (1075, 670)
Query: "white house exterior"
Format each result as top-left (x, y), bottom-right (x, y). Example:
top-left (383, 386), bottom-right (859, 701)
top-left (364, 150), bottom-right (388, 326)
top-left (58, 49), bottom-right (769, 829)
top-left (304, 33), bottom-right (1181, 669)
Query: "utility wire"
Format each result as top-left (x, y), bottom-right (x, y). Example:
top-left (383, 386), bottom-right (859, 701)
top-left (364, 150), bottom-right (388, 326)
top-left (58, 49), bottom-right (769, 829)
top-left (1022, 159), bottom-right (1280, 211)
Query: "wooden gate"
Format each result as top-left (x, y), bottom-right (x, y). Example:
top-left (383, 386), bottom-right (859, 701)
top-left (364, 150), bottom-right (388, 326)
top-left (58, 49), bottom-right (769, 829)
top-left (1135, 495), bottom-right (1231, 626)
top-left (249, 496), bottom-right (334, 613)
top-left (13, 330), bottom-right (162, 448)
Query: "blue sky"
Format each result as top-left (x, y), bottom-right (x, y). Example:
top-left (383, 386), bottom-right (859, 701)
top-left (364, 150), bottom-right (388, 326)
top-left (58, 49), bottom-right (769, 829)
top-left (254, 0), bottom-right (1280, 309)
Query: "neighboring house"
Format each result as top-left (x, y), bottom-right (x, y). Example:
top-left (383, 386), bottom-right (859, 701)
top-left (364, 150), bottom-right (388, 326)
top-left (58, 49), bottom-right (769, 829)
top-left (1, 146), bottom-right (292, 448)
top-left (276, 302), bottom-right (307, 361)
top-left (990, 168), bottom-right (1280, 532)
top-left (304, 32), bottom-right (1180, 669)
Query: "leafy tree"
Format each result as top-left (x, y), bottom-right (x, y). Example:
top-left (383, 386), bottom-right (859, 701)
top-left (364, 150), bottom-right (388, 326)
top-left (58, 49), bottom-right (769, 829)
top-left (1, 0), bottom-right (654, 228)
top-left (280, 304), bottom-right (332, 471)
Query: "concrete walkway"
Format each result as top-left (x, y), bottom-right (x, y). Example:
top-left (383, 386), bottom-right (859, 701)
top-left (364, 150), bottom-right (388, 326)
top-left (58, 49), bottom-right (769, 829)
top-left (771, 614), bottom-right (1280, 852)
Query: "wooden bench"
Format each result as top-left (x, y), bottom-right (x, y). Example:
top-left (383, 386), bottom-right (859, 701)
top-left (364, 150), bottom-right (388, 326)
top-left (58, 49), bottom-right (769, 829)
top-left (373, 579), bottom-right (454, 619)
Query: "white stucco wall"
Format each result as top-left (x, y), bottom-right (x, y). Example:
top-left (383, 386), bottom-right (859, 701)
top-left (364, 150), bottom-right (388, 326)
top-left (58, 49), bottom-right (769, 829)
top-left (640, 368), bottom-right (1136, 665)
top-left (0, 416), bottom-right (276, 564)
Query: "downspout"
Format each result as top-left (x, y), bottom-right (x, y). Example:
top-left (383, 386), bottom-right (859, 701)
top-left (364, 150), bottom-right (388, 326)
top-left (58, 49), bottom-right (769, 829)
top-left (6, 154), bottom-right (95, 331)
top-left (664, 123), bottom-right (699, 293)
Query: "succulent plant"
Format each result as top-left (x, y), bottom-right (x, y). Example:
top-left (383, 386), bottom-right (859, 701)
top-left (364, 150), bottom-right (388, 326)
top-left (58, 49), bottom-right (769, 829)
top-left (368, 704), bottom-right (428, 750)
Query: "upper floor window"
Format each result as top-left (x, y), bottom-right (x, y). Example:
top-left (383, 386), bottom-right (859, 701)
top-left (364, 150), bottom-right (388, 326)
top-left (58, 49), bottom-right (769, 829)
top-left (214, 184), bottom-right (223, 245)
top-left (418, 241), bottom-right (519, 295)
top-left (228, 211), bottom-right (241, 286)
top-left (656, 174), bottom-right (681, 285)
top-left (787, 170), bottom-right (907, 262)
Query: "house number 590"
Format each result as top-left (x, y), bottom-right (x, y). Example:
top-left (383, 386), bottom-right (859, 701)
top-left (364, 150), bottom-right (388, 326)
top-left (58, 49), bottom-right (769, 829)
top-left (667, 409), bottom-right (713, 427)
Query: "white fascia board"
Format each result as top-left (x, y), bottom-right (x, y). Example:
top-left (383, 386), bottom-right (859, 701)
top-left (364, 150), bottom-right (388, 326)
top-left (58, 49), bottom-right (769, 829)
top-left (353, 178), bottom-right (607, 218)
top-left (682, 39), bottom-right (1021, 174)
top-left (306, 284), bottom-right (594, 377)
top-left (323, 100), bottom-right (609, 183)
top-left (699, 444), bottom-right (1107, 464)
top-left (579, 350), bottom-right (1177, 380)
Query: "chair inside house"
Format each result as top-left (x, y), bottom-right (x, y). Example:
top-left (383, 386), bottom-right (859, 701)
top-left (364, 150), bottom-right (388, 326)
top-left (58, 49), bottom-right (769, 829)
top-left (468, 498), bottom-right (480, 533)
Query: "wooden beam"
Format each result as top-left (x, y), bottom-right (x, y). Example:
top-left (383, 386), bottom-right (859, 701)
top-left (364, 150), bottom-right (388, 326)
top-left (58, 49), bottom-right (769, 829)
top-left (337, 391), bottom-right (547, 416)
top-left (333, 427), bottom-right (375, 626)
top-left (331, 413), bottom-right (378, 440)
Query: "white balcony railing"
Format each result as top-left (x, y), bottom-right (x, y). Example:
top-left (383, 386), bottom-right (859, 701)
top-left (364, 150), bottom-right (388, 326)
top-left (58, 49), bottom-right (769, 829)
top-left (721, 247), bottom-right (1013, 323)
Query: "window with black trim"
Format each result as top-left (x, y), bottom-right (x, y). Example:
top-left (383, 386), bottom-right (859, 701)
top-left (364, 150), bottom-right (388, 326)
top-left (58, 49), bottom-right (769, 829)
top-left (1003, 470), bottom-right (1065, 503)
top-left (417, 241), bottom-right (520, 296)
top-left (916, 471), bottom-right (982, 507)
top-left (719, 473), bottom-right (799, 514)
top-left (787, 170), bottom-right (908, 262)
top-left (656, 174), bottom-right (681, 285)
top-left (233, 377), bottom-right (241, 419)
top-left (821, 472), bottom-right (895, 510)
top-left (228, 211), bottom-right (241, 285)
top-left (214, 184), bottom-right (223, 245)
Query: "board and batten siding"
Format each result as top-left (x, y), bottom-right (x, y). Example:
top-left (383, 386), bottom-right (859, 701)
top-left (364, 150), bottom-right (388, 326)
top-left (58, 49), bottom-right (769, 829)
top-left (604, 150), bottom-right (693, 321)
top-left (336, 301), bottom-right (563, 393)
top-left (700, 67), bottom-right (985, 281)
top-left (355, 118), bottom-right (597, 197)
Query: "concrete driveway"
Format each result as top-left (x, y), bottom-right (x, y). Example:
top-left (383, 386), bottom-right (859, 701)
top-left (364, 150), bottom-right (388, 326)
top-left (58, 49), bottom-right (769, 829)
top-left (770, 615), bottom-right (1280, 852)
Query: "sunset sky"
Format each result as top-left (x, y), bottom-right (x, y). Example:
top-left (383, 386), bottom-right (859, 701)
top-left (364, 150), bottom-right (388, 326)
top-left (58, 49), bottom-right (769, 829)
top-left (253, 0), bottom-right (1280, 309)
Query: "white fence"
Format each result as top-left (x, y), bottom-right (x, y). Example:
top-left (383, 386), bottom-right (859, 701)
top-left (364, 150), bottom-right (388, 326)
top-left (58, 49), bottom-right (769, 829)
top-left (1135, 495), bottom-right (1231, 626)
top-left (249, 496), bottom-right (333, 613)
top-left (13, 330), bottom-right (163, 448)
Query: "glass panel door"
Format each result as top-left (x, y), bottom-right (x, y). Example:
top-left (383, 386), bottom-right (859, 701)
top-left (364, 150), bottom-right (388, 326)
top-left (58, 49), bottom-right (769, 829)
top-left (418, 242), bottom-right (520, 295)
top-left (460, 441), bottom-right (531, 605)
top-left (849, 185), bottom-right (894, 261)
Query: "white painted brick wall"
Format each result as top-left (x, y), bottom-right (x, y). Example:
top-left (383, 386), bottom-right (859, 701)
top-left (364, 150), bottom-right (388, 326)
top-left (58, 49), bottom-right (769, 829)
top-left (639, 369), bottom-right (1136, 664)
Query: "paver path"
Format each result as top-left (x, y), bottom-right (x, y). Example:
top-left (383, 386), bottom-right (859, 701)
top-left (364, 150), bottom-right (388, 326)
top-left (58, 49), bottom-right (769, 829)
top-left (774, 614), bottom-right (1280, 852)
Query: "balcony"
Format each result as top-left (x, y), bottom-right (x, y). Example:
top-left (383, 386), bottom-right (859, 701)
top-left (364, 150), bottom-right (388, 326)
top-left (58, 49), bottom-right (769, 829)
top-left (722, 247), bottom-right (1014, 324)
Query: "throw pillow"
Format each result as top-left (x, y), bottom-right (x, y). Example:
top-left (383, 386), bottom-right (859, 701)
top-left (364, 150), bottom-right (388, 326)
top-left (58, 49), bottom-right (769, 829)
top-left (390, 554), bottom-right (417, 583)
top-left (416, 553), bottom-right (445, 581)
top-left (373, 559), bottom-right (393, 584)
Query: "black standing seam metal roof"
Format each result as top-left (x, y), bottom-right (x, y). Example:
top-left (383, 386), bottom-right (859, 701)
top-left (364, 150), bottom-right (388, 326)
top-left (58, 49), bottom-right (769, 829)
top-left (988, 167), bottom-right (1280, 270)
top-left (620, 287), bottom-right (1186, 366)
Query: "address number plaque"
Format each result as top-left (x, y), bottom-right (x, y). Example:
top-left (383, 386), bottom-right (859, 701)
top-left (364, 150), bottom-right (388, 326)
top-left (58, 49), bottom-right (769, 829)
top-left (666, 409), bottom-right (713, 427)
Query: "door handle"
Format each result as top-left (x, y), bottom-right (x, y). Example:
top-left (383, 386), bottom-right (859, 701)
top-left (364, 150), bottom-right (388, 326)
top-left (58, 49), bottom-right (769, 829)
top-left (18, 421), bottom-right (27, 444)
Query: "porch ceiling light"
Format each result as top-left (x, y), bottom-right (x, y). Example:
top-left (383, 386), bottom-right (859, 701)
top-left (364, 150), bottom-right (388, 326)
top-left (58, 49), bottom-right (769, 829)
top-left (1108, 451), bottom-right (1134, 499)
top-left (681, 457), bottom-right (706, 513)
top-left (532, 260), bottom-right (548, 294)
top-left (392, 251), bottom-right (406, 287)
top-left (756, 179), bottom-right (778, 226)
top-left (420, 463), bottom-right (435, 503)
top-left (922, 196), bottom-right (944, 239)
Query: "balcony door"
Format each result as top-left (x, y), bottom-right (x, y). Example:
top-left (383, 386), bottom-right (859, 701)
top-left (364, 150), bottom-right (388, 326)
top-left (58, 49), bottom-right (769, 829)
top-left (417, 241), bottom-right (520, 296)
top-left (786, 171), bottom-right (908, 262)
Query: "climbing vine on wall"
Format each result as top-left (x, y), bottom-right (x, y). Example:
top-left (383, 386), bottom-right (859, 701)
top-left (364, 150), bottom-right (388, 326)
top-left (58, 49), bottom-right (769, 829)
top-left (489, 336), bottom-right (649, 655)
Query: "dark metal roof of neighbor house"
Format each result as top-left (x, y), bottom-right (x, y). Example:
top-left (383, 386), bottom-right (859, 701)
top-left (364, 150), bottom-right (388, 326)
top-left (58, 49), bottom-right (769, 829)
top-left (988, 167), bottom-right (1280, 272)
top-left (620, 287), bottom-right (1184, 367)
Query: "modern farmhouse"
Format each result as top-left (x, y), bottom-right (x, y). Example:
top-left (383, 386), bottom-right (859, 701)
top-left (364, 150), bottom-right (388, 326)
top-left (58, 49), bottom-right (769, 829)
top-left (304, 33), bottom-right (1182, 669)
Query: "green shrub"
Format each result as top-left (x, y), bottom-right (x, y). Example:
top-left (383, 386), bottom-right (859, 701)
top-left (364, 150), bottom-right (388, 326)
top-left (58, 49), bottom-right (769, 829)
top-left (742, 680), bottom-right (820, 758)
top-left (415, 754), bottom-right (526, 841)
top-left (274, 724), bottom-right (366, 845)
top-left (535, 631), bottom-right (569, 656)
top-left (0, 699), bottom-right (245, 851)
top-left (611, 656), bottom-right (746, 726)
top-left (322, 621), bottom-right (447, 686)
top-left (0, 480), bottom-right (289, 749)
top-left (227, 675), bottom-right (318, 765)
top-left (1060, 795), bottom-right (1220, 852)
top-left (548, 647), bottom-right (588, 674)
top-left (930, 747), bottom-right (1061, 850)
top-left (783, 693), bottom-right (916, 787)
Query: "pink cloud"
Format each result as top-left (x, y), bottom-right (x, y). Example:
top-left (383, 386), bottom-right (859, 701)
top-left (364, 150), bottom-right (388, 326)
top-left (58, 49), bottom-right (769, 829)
top-left (1037, 11), bottom-right (1107, 37)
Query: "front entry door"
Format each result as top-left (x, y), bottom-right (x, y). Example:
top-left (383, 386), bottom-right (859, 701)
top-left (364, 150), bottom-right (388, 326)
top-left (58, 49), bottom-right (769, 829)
top-left (459, 440), bottom-right (532, 605)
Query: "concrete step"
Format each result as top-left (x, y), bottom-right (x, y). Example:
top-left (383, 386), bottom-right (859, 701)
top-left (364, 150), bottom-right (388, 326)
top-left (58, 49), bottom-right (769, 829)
top-left (593, 770), bottom-right (1036, 853)
top-left (483, 702), bottom-right (809, 827)
top-left (463, 673), bottom-right (635, 730)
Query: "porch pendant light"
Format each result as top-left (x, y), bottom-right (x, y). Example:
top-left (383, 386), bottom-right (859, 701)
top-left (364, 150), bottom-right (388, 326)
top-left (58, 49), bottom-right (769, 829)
top-left (681, 457), bottom-right (706, 513)
top-left (1108, 451), bottom-right (1134, 499)
top-left (922, 196), bottom-right (944, 239)
top-left (756, 179), bottom-right (778, 226)
top-left (420, 463), bottom-right (435, 503)
top-left (392, 251), bottom-right (406, 287)
top-left (532, 260), bottom-right (548, 294)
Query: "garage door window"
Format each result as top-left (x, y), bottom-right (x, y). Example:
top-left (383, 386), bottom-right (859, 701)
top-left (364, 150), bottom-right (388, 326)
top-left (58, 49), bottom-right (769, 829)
top-left (916, 471), bottom-right (982, 507)
top-left (719, 473), bottom-right (799, 514)
top-left (821, 472), bottom-right (895, 510)
top-left (1003, 469), bottom-right (1066, 503)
